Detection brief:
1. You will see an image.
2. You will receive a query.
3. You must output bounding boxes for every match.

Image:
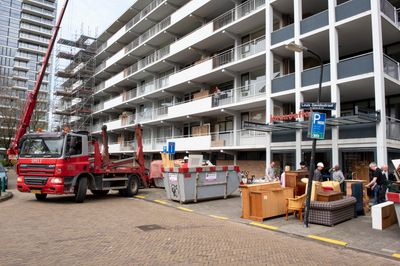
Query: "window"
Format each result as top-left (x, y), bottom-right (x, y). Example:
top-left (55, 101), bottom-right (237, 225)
top-left (65, 135), bottom-right (82, 156)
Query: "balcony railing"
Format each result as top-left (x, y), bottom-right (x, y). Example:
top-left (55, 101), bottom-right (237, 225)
top-left (19, 32), bottom-right (50, 44)
top-left (22, 3), bottom-right (55, 17)
top-left (387, 117), bottom-right (400, 140)
top-left (212, 81), bottom-right (266, 107)
top-left (124, 16), bottom-right (171, 54)
top-left (125, 0), bottom-right (165, 30)
top-left (384, 54), bottom-right (400, 80)
top-left (213, 0), bottom-right (266, 30)
top-left (212, 36), bottom-right (265, 68)
top-left (381, 0), bottom-right (399, 25)
top-left (20, 22), bottom-right (52, 35)
top-left (21, 13), bottom-right (53, 26)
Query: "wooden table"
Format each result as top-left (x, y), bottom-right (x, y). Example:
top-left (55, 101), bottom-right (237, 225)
top-left (316, 191), bottom-right (343, 202)
top-left (248, 187), bottom-right (294, 221)
top-left (240, 182), bottom-right (281, 219)
top-left (345, 180), bottom-right (369, 213)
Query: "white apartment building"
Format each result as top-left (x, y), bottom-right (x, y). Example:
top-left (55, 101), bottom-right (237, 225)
top-left (86, 0), bottom-right (400, 177)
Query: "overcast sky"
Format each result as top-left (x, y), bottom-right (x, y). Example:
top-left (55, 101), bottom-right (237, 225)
top-left (58, 0), bottom-right (134, 39)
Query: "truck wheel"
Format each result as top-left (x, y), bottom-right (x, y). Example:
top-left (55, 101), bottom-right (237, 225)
top-left (74, 177), bottom-right (88, 203)
top-left (91, 190), bottom-right (109, 196)
top-left (121, 175), bottom-right (139, 197)
top-left (35, 194), bottom-right (47, 201)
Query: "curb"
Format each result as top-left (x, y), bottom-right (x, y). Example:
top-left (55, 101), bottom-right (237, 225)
top-left (133, 195), bottom-right (400, 262)
top-left (0, 191), bottom-right (13, 203)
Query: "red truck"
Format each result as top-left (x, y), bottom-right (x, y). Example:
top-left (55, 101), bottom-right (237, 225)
top-left (16, 125), bottom-right (149, 203)
top-left (8, 0), bottom-right (149, 202)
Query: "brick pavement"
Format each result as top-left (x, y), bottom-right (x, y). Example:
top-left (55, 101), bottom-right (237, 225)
top-left (0, 190), bottom-right (398, 266)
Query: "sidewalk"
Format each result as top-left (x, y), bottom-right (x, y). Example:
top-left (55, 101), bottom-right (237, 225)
top-left (136, 187), bottom-right (400, 260)
top-left (0, 191), bottom-right (13, 203)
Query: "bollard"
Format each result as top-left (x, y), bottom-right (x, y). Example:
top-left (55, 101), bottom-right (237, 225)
top-left (1, 176), bottom-right (5, 193)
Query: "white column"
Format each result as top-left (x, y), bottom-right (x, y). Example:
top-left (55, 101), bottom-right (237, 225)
top-left (294, 0), bottom-right (303, 168)
top-left (329, 0), bottom-right (340, 166)
top-left (265, 4), bottom-right (273, 165)
top-left (233, 113), bottom-right (240, 146)
top-left (371, 0), bottom-right (387, 165)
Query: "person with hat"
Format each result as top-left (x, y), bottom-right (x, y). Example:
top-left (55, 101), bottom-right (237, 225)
top-left (313, 162), bottom-right (324, 182)
top-left (183, 156), bottom-right (189, 168)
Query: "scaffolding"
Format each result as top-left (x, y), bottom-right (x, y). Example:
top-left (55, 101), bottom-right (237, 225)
top-left (53, 34), bottom-right (96, 132)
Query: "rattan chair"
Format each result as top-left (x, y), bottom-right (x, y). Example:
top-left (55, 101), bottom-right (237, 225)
top-left (286, 194), bottom-right (307, 223)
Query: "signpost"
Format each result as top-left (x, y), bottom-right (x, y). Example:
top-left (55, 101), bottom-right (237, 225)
top-left (300, 102), bottom-right (336, 111)
top-left (308, 112), bottom-right (326, 140)
top-left (162, 146), bottom-right (167, 153)
top-left (167, 142), bottom-right (175, 162)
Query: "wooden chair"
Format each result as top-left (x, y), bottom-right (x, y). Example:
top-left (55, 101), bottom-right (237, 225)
top-left (286, 194), bottom-right (307, 223)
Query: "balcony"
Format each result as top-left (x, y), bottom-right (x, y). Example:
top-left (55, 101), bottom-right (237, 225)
top-left (125, 0), bottom-right (165, 30)
top-left (212, 36), bottom-right (266, 68)
top-left (22, 3), bottom-right (55, 18)
top-left (387, 117), bottom-right (400, 141)
top-left (271, 24), bottom-right (294, 46)
top-left (338, 52), bottom-right (374, 79)
top-left (213, 0), bottom-right (266, 31)
top-left (21, 13), bottom-right (54, 27)
top-left (301, 63), bottom-right (331, 87)
top-left (384, 54), bottom-right (400, 80)
top-left (271, 73), bottom-right (295, 93)
top-left (167, 135), bottom-right (211, 151)
top-left (24, 0), bottom-right (56, 10)
top-left (335, 0), bottom-right (371, 22)
top-left (20, 22), bottom-right (52, 37)
top-left (381, 0), bottom-right (400, 25)
top-left (300, 10), bottom-right (329, 35)
top-left (214, 81), bottom-right (266, 107)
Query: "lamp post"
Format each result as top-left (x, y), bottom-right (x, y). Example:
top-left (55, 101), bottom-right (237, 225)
top-left (285, 42), bottom-right (324, 227)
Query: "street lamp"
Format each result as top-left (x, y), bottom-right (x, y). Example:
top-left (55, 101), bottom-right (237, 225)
top-left (285, 42), bottom-right (324, 227)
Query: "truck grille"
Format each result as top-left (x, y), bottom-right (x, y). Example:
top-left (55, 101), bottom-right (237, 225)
top-left (24, 177), bottom-right (48, 186)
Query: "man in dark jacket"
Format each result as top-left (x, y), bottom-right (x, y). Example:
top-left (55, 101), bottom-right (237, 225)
top-left (366, 162), bottom-right (386, 205)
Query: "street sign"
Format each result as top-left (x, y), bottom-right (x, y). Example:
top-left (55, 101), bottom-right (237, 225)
top-left (162, 146), bottom-right (167, 153)
top-left (243, 121), bottom-right (270, 132)
top-left (168, 142), bottom-right (175, 154)
top-left (300, 102), bottom-right (336, 110)
top-left (308, 112), bottom-right (326, 139)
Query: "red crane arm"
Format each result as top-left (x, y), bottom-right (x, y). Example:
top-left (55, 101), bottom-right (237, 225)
top-left (8, 0), bottom-right (70, 158)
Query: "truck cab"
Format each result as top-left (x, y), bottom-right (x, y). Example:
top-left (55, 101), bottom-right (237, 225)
top-left (16, 131), bottom-right (90, 200)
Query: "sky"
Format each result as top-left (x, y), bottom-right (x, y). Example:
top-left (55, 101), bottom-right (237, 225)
top-left (58, 0), bottom-right (134, 39)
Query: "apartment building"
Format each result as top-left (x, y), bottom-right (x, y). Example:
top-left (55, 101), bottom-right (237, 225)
top-left (84, 0), bottom-right (400, 176)
top-left (0, 0), bottom-right (57, 148)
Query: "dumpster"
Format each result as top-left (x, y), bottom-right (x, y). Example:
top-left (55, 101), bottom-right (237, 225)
top-left (162, 165), bottom-right (240, 203)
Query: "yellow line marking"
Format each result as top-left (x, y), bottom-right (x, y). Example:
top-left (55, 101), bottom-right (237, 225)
top-left (392, 253), bottom-right (400, 259)
top-left (177, 207), bottom-right (194, 212)
top-left (307, 235), bottom-right (348, 246)
top-left (154, 199), bottom-right (168, 205)
top-left (209, 215), bottom-right (229, 220)
top-left (249, 222), bottom-right (278, 230)
top-left (134, 195), bottom-right (146, 199)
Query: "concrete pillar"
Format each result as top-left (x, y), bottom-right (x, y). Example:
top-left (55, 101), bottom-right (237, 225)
top-left (294, 0), bottom-right (303, 168)
top-left (371, 0), bottom-right (387, 165)
top-left (329, 0), bottom-right (340, 166)
top-left (233, 113), bottom-right (240, 146)
top-left (265, 3), bottom-right (273, 166)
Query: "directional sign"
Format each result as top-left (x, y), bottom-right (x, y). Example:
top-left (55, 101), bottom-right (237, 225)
top-left (162, 146), bottom-right (167, 153)
top-left (243, 121), bottom-right (270, 132)
top-left (308, 112), bottom-right (326, 139)
top-left (167, 142), bottom-right (175, 154)
top-left (301, 102), bottom-right (336, 111)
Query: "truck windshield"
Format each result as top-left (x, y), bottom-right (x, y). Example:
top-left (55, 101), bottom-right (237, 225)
top-left (20, 137), bottom-right (63, 158)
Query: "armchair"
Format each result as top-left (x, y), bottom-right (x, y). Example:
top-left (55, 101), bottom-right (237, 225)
top-left (286, 194), bottom-right (307, 223)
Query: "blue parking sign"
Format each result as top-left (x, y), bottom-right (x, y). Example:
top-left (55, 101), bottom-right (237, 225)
top-left (308, 112), bottom-right (326, 140)
top-left (168, 142), bottom-right (175, 154)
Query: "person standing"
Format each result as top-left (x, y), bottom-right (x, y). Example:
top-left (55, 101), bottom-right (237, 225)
top-left (330, 165), bottom-right (345, 191)
top-left (265, 161), bottom-right (277, 182)
top-left (366, 162), bottom-right (386, 205)
top-left (298, 161), bottom-right (308, 171)
top-left (313, 162), bottom-right (324, 182)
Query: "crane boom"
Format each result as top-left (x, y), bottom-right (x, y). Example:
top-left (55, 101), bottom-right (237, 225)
top-left (8, 0), bottom-right (70, 159)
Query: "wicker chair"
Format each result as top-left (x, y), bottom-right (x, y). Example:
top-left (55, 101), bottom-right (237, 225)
top-left (286, 194), bottom-right (307, 223)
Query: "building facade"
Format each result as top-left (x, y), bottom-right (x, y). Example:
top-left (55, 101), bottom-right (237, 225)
top-left (77, 0), bottom-right (400, 177)
top-left (0, 0), bottom-right (57, 148)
